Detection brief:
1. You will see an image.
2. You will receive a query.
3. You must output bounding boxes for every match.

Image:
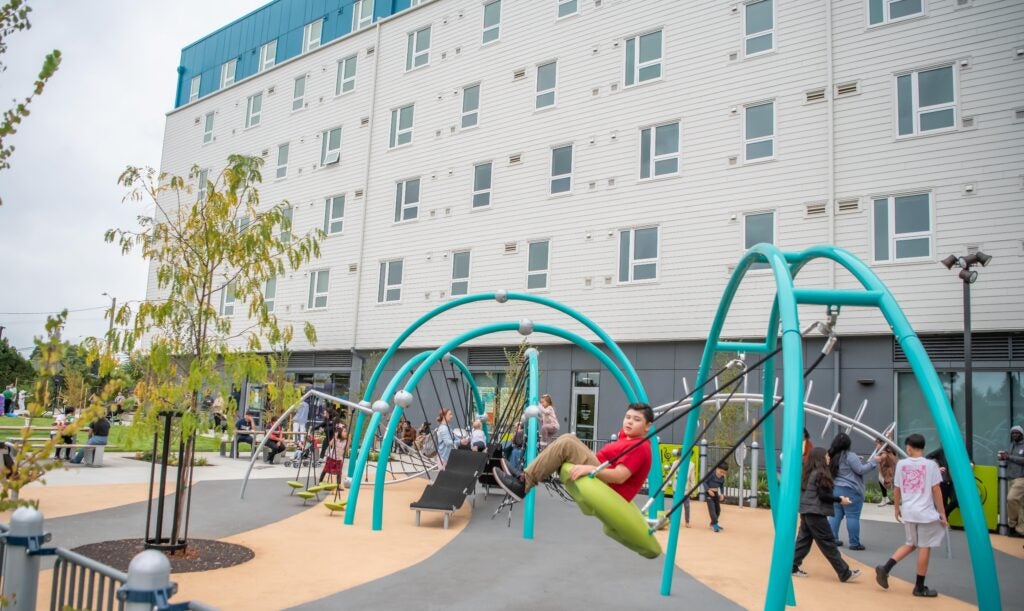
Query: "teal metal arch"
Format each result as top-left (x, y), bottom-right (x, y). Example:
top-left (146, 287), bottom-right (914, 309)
top-left (344, 320), bottom-right (647, 531)
top-left (346, 291), bottom-right (663, 516)
top-left (660, 244), bottom-right (1000, 611)
top-left (522, 348), bottom-right (541, 539)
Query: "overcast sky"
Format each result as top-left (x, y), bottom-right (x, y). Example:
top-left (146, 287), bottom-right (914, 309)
top-left (0, 1), bottom-right (260, 353)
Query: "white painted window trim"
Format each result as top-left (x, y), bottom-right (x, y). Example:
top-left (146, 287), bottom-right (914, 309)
top-left (527, 239), bottom-right (551, 290)
top-left (550, 144), bottom-right (573, 195)
top-left (323, 194), bottom-right (345, 235)
top-left (639, 121), bottom-right (681, 180)
top-left (406, 26), bottom-right (431, 71)
top-left (482, 0), bottom-right (501, 44)
top-left (202, 113), bottom-right (214, 144)
top-left (556, 0), bottom-right (579, 19)
top-left (320, 127), bottom-right (342, 166)
top-left (870, 191), bottom-right (934, 263)
top-left (462, 83), bottom-right (481, 129)
top-left (245, 93), bottom-right (262, 129)
top-left (307, 269), bottom-right (330, 310)
top-left (353, 0), bottom-right (374, 31)
top-left (197, 169), bottom-right (209, 202)
top-left (894, 64), bottom-right (957, 139)
top-left (618, 226), bottom-right (660, 284)
top-left (536, 60), bottom-right (557, 110)
top-left (259, 40), bottom-right (277, 72)
top-left (868, 0), bottom-right (926, 27)
top-left (219, 281), bottom-right (236, 316)
top-left (189, 76), bottom-right (201, 103)
top-left (741, 209), bottom-right (777, 270)
top-left (624, 29), bottom-right (663, 88)
top-left (743, 99), bottom-right (776, 163)
top-left (472, 161), bottom-right (492, 208)
top-left (378, 259), bottom-right (404, 303)
top-left (279, 205), bottom-right (293, 243)
top-left (390, 104), bottom-right (415, 148)
top-left (264, 276), bottom-right (277, 313)
top-left (395, 178), bottom-right (420, 222)
top-left (743, 0), bottom-right (775, 58)
top-left (292, 75), bottom-right (306, 112)
top-left (220, 59), bottom-right (236, 88)
top-left (303, 19), bottom-right (323, 54)
top-left (276, 143), bottom-right (289, 179)
top-left (450, 250), bottom-right (471, 297)
top-left (336, 55), bottom-right (357, 96)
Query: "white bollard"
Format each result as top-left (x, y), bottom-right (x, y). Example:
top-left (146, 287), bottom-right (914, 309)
top-left (120, 549), bottom-right (176, 611)
top-left (2, 507), bottom-right (47, 611)
top-left (698, 439), bottom-right (708, 502)
top-left (750, 442), bottom-right (760, 508)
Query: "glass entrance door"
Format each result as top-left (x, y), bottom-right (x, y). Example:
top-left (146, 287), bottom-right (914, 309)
top-left (570, 371), bottom-right (600, 443)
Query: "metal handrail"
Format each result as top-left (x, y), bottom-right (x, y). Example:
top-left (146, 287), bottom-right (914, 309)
top-left (50, 548), bottom-right (128, 611)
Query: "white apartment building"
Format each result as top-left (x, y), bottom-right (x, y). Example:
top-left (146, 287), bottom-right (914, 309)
top-left (155, 0), bottom-right (1024, 459)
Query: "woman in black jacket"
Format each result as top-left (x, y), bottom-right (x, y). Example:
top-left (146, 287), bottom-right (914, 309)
top-left (791, 447), bottom-right (861, 582)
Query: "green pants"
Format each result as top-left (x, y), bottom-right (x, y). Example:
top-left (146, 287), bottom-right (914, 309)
top-left (523, 435), bottom-right (599, 491)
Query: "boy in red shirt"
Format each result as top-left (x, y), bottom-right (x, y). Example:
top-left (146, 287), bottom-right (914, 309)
top-left (495, 403), bottom-right (654, 502)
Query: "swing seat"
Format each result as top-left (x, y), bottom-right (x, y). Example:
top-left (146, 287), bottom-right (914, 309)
top-left (319, 483), bottom-right (339, 491)
top-left (286, 481), bottom-right (304, 489)
top-left (324, 501), bottom-right (347, 514)
top-left (559, 463), bottom-right (662, 559)
top-left (296, 491), bottom-right (317, 500)
top-left (306, 484), bottom-right (326, 493)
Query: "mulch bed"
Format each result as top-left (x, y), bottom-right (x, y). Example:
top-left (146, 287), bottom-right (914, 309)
top-left (71, 538), bottom-right (254, 573)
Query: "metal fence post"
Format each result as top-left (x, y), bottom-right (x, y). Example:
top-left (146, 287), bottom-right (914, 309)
top-left (119, 550), bottom-right (177, 611)
top-left (698, 439), bottom-right (708, 502)
top-left (750, 441), bottom-right (760, 508)
top-left (997, 458), bottom-right (1008, 536)
top-left (1, 507), bottom-right (48, 611)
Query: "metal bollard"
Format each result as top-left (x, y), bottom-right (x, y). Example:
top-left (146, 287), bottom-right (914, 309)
top-left (997, 459), bottom-right (1008, 536)
top-left (1, 507), bottom-right (52, 611)
top-left (698, 439), bottom-right (708, 502)
top-left (118, 550), bottom-right (179, 611)
top-left (750, 442), bottom-right (760, 508)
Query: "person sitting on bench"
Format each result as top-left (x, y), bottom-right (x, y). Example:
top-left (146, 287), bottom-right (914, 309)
top-left (264, 419), bottom-right (286, 464)
top-left (70, 414), bottom-right (111, 464)
top-left (235, 412), bottom-right (256, 447)
top-left (494, 403), bottom-right (653, 502)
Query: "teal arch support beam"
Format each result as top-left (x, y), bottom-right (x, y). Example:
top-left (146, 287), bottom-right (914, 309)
top-left (354, 321), bottom-right (644, 530)
top-left (350, 291), bottom-right (663, 515)
top-left (523, 348), bottom-right (541, 540)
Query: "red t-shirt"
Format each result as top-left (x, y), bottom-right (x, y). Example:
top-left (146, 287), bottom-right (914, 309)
top-left (595, 430), bottom-right (653, 501)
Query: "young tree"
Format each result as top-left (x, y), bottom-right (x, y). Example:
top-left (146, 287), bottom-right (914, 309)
top-left (0, 336), bottom-right (33, 388)
top-left (107, 154), bottom-right (323, 551)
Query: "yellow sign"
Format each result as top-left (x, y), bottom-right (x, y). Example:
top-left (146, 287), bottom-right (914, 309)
top-left (656, 443), bottom-right (700, 498)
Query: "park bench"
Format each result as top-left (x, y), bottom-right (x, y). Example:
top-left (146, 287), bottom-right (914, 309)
top-left (51, 444), bottom-right (117, 466)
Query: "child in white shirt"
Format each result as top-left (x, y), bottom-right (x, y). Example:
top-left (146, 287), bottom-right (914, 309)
top-left (470, 420), bottom-right (486, 452)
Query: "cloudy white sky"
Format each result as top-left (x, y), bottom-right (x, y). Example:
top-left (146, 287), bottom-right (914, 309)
top-left (0, 1), bottom-right (260, 353)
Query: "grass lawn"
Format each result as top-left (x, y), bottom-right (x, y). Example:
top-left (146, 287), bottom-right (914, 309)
top-left (0, 417), bottom-right (222, 453)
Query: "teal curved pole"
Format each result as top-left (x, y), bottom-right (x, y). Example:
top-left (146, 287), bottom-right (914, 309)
top-left (356, 321), bottom-right (643, 530)
top-left (445, 354), bottom-right (488, 438)
top-left (346, 410), bottom-right (367, 478)
top-left (523, 348), bottom-right (541, 540)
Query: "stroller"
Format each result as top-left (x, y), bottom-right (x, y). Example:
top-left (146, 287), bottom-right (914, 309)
top-left (284, 434), bottom-right (321, 468)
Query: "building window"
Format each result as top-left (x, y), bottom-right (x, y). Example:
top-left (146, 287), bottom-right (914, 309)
top-left (527, 240), bottom-right (550, 289)
top-left (550, 144), bottom-right (573, 194)
top-left (245, 93), bottom-right (262, 128)
top-left (264, 276), bottom-right (277, 313)
top-left (618, 227), bottom-right (658, 282)
top-left (395, 178), bottom-right (420, 222)
top-left (259, 40), bottom-right (277, 71)
top-left (451, 251), bottom-right (471, 297)
top-left (462, 84), bottom-right (480, 128)
top-left (557, 0), bottom-right (578, 18)
top-left (220, 59), bottom-right (236, 88)
top-left (744, 0), bottom-right (773, 56)
top-left (483, 0), bottom-right (501, 44)
top-left (536, 61), bottom-right (557, 109)
top-left (336, 55), bottom-right (357, 95)
top-left (353, 0), bottom-right (374, 31)
top-left (303, 19), bottom-right (323, 54)
top-left (280, 205), bottom-right (292, 243)
top-left (406, 26), bottom-right (431, 71)
top-left (276, 143), bottom-right (289, 179)
top-left (323, 195), bottom-right (345, 235)
top-left (203, 113), bottom-right (214, 144)
top-left (378, 260), bottom-right (403, 303)
top-left (188, 76), bottom-right (200, 103)
top-left (197, 169), bottom-right (209, 202)
top-left (220, 281), bottom-right (236, 316)
top-left (870, 0), bottom-right (923, 25)
top-left (744, 211), bottom-right (774, 270)
top-left (390, 104), bottom-right (414, 148)
top-left (896, 65), bottom-right (955, 137)
top-left (293, 75), bottom-right (306, 111)
top-left (640, 121), bottom-right (680, 179)
top-left (308, 270), bottom-right (330, 309)
top-left (873, 193), bottom-right (931, 261)
top-left (473, 162), bottom-right (492, 208)
top-left (625, 30), bottom-right (662, 87)
top-left (320, 127), bottom-right (341, 166)
top-left (744, 101), bottom-right (774, 161)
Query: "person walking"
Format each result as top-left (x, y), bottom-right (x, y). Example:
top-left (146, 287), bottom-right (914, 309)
top-left (791, 447), bottom-right (861, 582)
top-left (1000, 425), bottom-right (1024, 538)
top-left (827, 432), bottom-right (877, 550)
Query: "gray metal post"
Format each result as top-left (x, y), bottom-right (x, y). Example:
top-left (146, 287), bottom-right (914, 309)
top-left (1, 507), bottom-right (46, 611)
top-left (750, 441), bottom-right (760, 508)
top-left (120, 550), bottom-right (176, 611)
top-left (998, 458), bottom-right (1008, 536)
top-left (698, 439), bottom-right (708, 502)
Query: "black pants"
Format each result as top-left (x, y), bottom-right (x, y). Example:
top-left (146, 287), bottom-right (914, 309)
top-left (265, 440), bottom-right (285, 463)
top-left (940, 480), bottom-right (959, 518)
top-left (792, 513), bottom-right (852, 580)
top-left (706, 493), bottom-right (722, 526)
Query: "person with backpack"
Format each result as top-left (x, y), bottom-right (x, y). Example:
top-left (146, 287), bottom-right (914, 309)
top-left (791, 447), bottom-right (861, 582)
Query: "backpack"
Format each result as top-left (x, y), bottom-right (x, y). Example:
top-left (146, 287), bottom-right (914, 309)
top-left (419, 432), bottom-right (437, 458)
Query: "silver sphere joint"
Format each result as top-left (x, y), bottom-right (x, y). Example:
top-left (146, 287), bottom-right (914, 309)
top-left (393, 390), bottom-right (413, 408)
top-left (442, 352), bottom-right (453, 363)
top-left (372, 400), bottom-right (391, 414)
top-left (518, 318), bottom-right (534, 336)
top-left (495, 290), bottom-right (509, 303)
top-left (523, 404), bottom-right (541, 420)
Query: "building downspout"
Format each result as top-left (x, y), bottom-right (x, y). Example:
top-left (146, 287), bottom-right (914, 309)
top-left (826, 0), bottom-right (841, 407)
top-left (349, 23), bottom-right (384, 358)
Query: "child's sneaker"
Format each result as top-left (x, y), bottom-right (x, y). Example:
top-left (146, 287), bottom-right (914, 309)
top-left (494, 470), bottom-right (526, 501)
top-left (913, 587), bottom-right (938, 597)
top-left (843, 569), bottom-right (862, 583)
top-left (792, 569), bottom-right (808, 578)
top-left (874, 566), bottom-right (889, 589)
top-left (712, 524), bottom-right (721, 533)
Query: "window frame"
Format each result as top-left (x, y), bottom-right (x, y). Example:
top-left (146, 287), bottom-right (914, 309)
top-left (323, 194), bottom-right (345, 235)
top-left (527, 239), bottom-right (550, 290)
top-left (894, 64), bottom-right (957, 139)
top-left (557, 0), bottom-right (579, 19)
top-left (245, 92), bottom-right (262, 129)
top-left (377, 259), bottom-right (404, 304)
top-left (868, 0), bottom-right (926, 27)
top-left (472, 161), bottom-right (493, 208)
top-left (320, 127), bottom-right (342, 166)
top-left (461, 83), bottom-right (481, 129)
top-left (280, 205), bottom-right (293, 243)
top-left (482, 0), bottom-right (501, 44)
top-left (535, 61), bottom-right (557, 110)
top-left (353, 0), bottom-right (374, 31)
top-left (743, 0), bottom-right (775, 58)
top-left (450, 250), bottom-right (471, 297)
top-left (617, 226), bottom-right (660, 284)
top-left (307, 269), bottom-right (330, 310)
top-left (389, 104), bottom-right (415, 148)
top-left (197, 169), bottom-right (209, 202)
top-left (639, 121), bottom-right (681, 180)
top-left (292, 75), bottom-right (306, 112)
top-left (188, 76), bottom-right (201, 103)
top-left (259, 40), bottom-right (277, 72)
top-left (871, 192), bottom-right (934, 263)
top-left (406, 26), bottom-right (431, 71)
top-left (202, 112), bottom-right (214, 144)
top-left (549, 144), bottom-right (573, 195)
top-left (302, 19), bottom-right (323, 54)
top-left (742, 210), bottom-right (776, 270)
top-left (264, 276), bottom-right (277, 313)
top-left (394, 177), bottom-right (421, 223)
top-left (276, 143), bottom-right (289, 179)
top-left (336, 55), bottom-right (357, 96)
top-left (220, 59), bottom-right (236, 89)
top-left (219, 281), bottom-right (236, 316)
top-left (624, 29), bottom-right (663, 88)
top-left (743, 100), bottom-right (776, 163)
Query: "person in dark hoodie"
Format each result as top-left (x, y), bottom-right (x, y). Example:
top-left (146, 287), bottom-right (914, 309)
top-left (791, 447), bottom-right (861, 582)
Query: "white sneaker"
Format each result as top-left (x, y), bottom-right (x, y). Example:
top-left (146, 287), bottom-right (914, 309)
top-left (792, 569), bottom-right (809, 578)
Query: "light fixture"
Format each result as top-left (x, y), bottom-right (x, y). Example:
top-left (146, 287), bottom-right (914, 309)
top-left (975, 250), bottom-right (993, 267)
top-left (959, 269), bottom-right (978, 284)
top-left (941, 254), bottom-right (958, 269)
